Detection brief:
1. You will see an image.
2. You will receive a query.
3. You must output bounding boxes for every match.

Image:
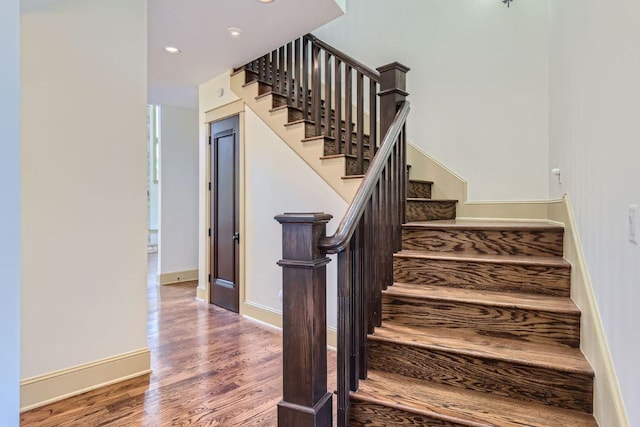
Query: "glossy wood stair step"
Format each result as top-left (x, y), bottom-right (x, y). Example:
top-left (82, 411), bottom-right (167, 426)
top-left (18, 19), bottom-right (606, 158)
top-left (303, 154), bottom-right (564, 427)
top-left (367, 324), bottom-right (593, 412)
top-left (382, 282), bottom-right (581, 348)
top-left (350, 370), bottom-right (597, 427)
top-left (402, 219), bottom-right (564, 257)
top-left (255, 90), bottom-right (290, 107)
top-left (245, 76), bottom-right (323, 102)
top-left (285, 118), bottom-right (370, 140)
top-left (406, 198), bottom-right (457, 221)
top-left (302, 134), bottom-right (372, 158)
top-left (269, 105), bottom-right (342, 129)
top-left (407, 179), bottom-right (432, 198)
top-left (320, 153), bottom-right (370, 176)
top-left (393, 250), bottom-right (571, 297)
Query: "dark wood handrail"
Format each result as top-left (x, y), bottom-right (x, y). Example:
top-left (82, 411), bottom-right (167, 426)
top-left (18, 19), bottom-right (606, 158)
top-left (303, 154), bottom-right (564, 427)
top-left (242, 33), bottom-right (392, 174)
top-left (319, 101), bottom-right (411, 254)
top-left (305, 34), bottom-right (381, 83)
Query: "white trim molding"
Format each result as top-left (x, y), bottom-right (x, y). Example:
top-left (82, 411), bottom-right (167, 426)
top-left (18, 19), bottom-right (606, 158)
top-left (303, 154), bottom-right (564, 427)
top-left (157, 269), bottom-right (198, 285)
top-left (240, 301), bottom-right (337, 348)
top-left (548, 196), bottom-right (630, 427)
top-left (20, 348), bottom-right (151, 412)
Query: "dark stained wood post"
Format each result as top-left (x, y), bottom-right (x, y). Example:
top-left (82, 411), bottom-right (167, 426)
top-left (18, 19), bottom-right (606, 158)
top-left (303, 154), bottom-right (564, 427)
top-left (377, 62), bottom-right (410, 140)
top-left (275, 212), bottom-right (333, 427)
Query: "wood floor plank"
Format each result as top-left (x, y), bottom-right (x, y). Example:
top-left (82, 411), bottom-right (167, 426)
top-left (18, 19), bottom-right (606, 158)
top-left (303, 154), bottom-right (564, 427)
top-left (21, 254), bottom-right (337, 426)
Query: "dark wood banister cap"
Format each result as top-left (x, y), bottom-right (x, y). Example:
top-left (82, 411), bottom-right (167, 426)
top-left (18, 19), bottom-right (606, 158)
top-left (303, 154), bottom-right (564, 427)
top-left (378, 88), bottom-right (410, 97)
top-left (275, 212), bottom-right (333, 224)
top-left (318, 101), bottom-right (411, 254)
top-left (376, 62), bottom-right (411, 73)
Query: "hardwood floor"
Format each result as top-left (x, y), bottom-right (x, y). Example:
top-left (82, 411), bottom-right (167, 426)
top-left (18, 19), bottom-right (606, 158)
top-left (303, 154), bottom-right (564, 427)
top-left (21, 254), bottom-right (336, 426)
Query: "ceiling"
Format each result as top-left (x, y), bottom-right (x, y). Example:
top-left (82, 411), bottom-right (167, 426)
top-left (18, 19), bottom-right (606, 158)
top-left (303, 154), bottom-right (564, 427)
top-left (148, 0), bottom-right (345, 108)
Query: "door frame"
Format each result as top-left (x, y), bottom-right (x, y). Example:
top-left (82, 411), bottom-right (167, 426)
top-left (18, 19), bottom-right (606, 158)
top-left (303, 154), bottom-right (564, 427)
top-left (209, 115), bottom-right (240, 311)
top-left (200, 100), bottom-right (246, 309)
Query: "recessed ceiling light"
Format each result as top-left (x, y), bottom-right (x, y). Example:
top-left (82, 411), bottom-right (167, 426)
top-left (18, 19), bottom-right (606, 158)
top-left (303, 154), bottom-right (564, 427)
top-left (228, 27), bottom-right (242, 38)
top-left (164, 46), bottom-right (180, 54)
top-left (257, 0), bottom-right (274, 3)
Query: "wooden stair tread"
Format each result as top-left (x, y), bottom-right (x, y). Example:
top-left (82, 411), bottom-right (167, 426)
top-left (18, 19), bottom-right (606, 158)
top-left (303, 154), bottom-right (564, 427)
top-left (320, 153), bottom-right (369, 161)
top-left (301, 135), bottom-right (371, 147)
top-left (395, 249), bottom-right (571, 267)
top-left (407, 197), bottom-right (457, 202)
top-left (231, 67), bottom-right (246, 77)
top-left (268, 105), bottom-right (290, 113)
top-left (385, 282), bottom-right (579, 314)
top-left (284, 118), bottom-right (363, 129)
top-left (403, 219), bottom-right (564, 231)
top-left (241, 79), bottom-right (261, 89)
top-left (255, 90), bottom-right (282, 101)
top-left (408, 179), bottom-right (433, 184)
top-left (370, 323), bottom-right (593, 374)
top-left (352, 370), bottom-right (597, 427)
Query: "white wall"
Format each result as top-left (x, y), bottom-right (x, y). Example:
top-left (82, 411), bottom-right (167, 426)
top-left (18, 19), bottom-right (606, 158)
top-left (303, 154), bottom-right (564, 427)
top-left (548, 0), bottom-right (640, 424)
top-left (21, 0), bottom-right (148, 378)
top-left (314, 0), bottom-right (550, 201)
top-left (244, 108), bottom-right (347, 327)
top-left (0, 0), bottom-right (20, 423)
top-left (158, 105), bottom-right (199, 275)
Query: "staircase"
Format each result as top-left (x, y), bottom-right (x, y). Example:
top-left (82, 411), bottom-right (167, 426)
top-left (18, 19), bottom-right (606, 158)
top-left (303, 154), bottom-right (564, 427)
top-left (237, 34), bottom-right (598, 427)
top-left (349, 186), bottom-right (598, 425)
top-left (232, 73), bottom-right (373, 183)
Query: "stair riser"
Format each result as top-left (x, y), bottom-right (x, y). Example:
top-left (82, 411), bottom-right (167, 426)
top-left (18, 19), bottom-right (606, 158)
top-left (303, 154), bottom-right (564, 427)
top-left (280, 107), bottom-right (304, 122)
top-left (269, 92), bottom-right (289, 107)
top-left (381, 294), bottom-right (581, 348)
top-left (324, 139), bottom-right (371, 158)
top-left (345, 156), bottom-right (370, 176)
top-left (243, 69), bottom-right (259, 84)
top-left (302, 121), bottom-right (370, 143)
top-left (406, 201), bottom-right (456, 221)
top-left (350, 399), bottom-right (468, 427)
top-left (407, 181), bottom-right (432, 199)
top-left (368, 339), bottom-right (593, 412)
top-left (393, 257), bottom-right (571, 297)
top-left (402, 228), bottom-right (564, 257)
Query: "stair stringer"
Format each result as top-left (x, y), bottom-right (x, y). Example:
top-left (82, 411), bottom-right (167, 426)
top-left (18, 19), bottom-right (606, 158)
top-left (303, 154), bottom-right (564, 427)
top-left (230, 70), bottom-right (361, 202)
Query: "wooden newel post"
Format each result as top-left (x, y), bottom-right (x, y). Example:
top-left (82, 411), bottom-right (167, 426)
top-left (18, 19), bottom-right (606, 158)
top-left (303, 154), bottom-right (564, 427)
top-left (377, 62), bottom-right (410, 140)
top-left (275, 212), bottom-right (333, 427)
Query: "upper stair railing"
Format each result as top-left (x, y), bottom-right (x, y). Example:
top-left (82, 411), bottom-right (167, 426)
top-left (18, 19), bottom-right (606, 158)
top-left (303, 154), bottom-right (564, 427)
top-left (241, 35), bottom-right (409, 427)
top-left (243, 34), bottom-right (406, 174)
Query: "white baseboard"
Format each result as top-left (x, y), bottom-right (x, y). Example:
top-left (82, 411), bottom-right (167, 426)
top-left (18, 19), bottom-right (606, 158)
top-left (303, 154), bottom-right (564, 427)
top-left (240, 301), bottom-right (337, 348)
top-left (548, 196), bottom-right (629, 427)
top-left (20, 348), bottom-right (151, 412)
top-left (157, 269), bottom-right (198, 285)
top-left (196, 285), bottom-right (207, 301)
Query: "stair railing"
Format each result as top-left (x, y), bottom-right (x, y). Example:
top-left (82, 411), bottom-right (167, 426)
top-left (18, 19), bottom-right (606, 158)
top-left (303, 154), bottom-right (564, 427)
top-left (276, 92), bottom-right (410, 427)
top-left (244, 34), bottom-right (395, 174)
